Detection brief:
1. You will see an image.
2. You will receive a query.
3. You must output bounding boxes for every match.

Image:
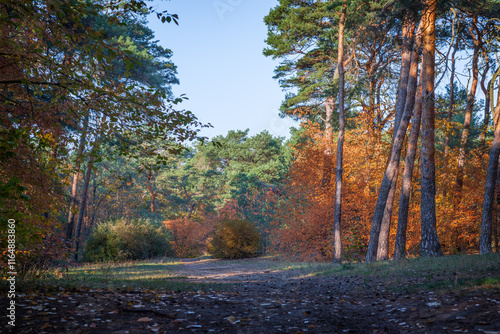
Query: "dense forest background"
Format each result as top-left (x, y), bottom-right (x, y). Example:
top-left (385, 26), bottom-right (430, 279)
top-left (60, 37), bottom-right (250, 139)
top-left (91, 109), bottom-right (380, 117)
top-left (1, 0), bottom-right (500, 271)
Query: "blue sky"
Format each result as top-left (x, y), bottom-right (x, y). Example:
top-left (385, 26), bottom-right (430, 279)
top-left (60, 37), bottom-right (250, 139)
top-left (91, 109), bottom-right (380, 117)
top-left (147, 0), bottom-right (298, 140)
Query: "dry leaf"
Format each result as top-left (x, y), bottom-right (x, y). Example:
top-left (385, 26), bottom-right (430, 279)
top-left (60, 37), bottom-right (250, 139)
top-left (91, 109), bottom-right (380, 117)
top-left (225, 316), bottom-right (240, 325)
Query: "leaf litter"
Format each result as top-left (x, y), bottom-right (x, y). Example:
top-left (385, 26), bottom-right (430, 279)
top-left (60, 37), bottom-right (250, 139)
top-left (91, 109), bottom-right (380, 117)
top-left (2, 257), bottom-right (499, 333)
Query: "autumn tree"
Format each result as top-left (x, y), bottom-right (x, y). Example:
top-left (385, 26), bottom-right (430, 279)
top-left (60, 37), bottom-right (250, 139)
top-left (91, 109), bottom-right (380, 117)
top-left (0, 0), bottom-right (202, 264)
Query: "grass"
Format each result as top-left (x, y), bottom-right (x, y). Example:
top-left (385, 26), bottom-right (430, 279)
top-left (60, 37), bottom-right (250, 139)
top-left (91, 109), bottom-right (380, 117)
top-left (302, 252), bottom-right (500, 277)
top-left (12, 257), bottom-right (231, 292)
top-left (268, 253), bottom-right (500, 292)
top-left (4, 253), bottom-right (499, 294)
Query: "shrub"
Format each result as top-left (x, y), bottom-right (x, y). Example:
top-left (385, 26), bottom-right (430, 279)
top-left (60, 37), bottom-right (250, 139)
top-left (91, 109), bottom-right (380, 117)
top-left (163, 219), bottom-right (213, 258)
top-left (208, 218), bottom-right (260, 259)
top-left (83, 218), bottom-right (172, 262)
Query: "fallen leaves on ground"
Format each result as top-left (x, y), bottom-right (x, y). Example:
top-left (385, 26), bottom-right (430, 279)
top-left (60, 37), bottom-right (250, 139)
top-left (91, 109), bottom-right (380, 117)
top-left (2, 259), bottom-right (499, 333)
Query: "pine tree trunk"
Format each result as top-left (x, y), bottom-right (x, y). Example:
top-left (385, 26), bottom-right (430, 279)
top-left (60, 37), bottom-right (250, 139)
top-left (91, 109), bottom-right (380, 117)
top-left (377, 26), bottom-right (416, 245)
top-left (66, 172), bottom-right (80, 241)
top-left (494, 179), bottom-right (499, 252)
top-left (393, 38), bottom-right (423, 261)
top-left (66, 116), bottom-right (89, 242)
top-left (392, 14), bottom-right (415, 138)
top-left (395, 89), bottom-right (422, 260)
top-left (443, 35), bottom-right (459, 197)
top-left (456, 17), bottom-right (480, 191)
top-left (366, 13), bottom-right (416, 263)
top-left (187, 203), bottom-right (196, 220)
top-left (419, 0), bottom-right (443, 257)
top-left (332, 2), bottom-right (346, 263)
top-left (365, 74), bottom-right (416, 262)
top-left (73, 116), bottom-right (106, 261)
top-left (481, 121), bottom-right (500, 254)
top-left (481, 70), bottom-right (500, 254)
top-left (479, 51), bottom-right (490, 147)
top-left (377, 184), bottom-right (396, 260)
top-left (496, 164), bottom-right (500, 252)
top-left (73, 152), bottom-right (95, 261)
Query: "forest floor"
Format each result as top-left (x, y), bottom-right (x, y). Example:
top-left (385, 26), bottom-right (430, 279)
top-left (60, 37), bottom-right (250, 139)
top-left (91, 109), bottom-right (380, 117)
top-left (2, 254), bottom-right (500, 333)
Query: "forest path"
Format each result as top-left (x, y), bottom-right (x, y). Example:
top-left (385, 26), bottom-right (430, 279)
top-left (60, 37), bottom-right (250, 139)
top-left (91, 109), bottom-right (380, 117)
top-left (160, 257), bottom-right (499, 333)
top-left (173, 257), bottom-right (296, 282)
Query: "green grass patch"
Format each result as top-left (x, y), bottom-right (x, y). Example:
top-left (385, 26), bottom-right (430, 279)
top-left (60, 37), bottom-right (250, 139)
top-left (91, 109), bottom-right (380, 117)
top-left (269, 253), bottom-right (500, 292)
top-left (11, 257), bottom-right (231, 292)
top-left (309, 253), bottom-right (500, 277)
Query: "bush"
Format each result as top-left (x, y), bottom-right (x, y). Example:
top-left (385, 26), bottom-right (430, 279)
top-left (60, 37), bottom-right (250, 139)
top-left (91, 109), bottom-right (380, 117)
top-left (163, 219), bottom-right (213, 258)
top-left (208, 218), bottom-right (260, 259)
top-left (83, 218), bottom-right (172, 262)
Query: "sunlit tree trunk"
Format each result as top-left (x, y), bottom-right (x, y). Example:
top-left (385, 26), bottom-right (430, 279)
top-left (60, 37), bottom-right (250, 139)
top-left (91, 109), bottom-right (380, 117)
top-left (332, 2), bottom-right (346, 263)
top-left (420, 0), bottom-right (442, 257)
top-left (66, 172), bottom-right (80, 240)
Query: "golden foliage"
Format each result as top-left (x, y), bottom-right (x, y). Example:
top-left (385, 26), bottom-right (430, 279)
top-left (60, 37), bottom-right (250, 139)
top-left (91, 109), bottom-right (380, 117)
top-left (270, 120), bottom-right (489, 261)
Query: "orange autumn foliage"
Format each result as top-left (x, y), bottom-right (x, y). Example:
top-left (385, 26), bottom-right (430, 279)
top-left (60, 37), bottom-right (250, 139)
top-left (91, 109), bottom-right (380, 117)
top-left (270, 120), bottom-right (489, 261)
top-left (270, 123), bottom-right (385, 261)
top-left (435, 148), bottom-right (486, 253)
top-left (163, 219), bottom-right (213, 258)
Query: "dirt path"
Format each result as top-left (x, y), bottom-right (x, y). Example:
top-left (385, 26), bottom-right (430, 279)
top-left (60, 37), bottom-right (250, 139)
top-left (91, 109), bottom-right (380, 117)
top-left (3, 258), bottom-right (500, 333)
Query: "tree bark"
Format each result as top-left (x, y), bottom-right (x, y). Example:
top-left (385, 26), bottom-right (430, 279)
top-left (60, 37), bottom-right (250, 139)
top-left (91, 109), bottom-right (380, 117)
top-left (481, 69), bottom-right (500, 254)
top-left (456, 16), bottom-right (480, 191)
top-left (376, 16), bottom-right (417, 261)
top-left (393, 40), bottom-right (423, 260)
top-left (73, 151), bottom-right (95, 261)
top-left (73, 116), bottom-right (106, 261)
top-left (392, 14), bottom-right (415, 138)
top-left (365, 67), bottom-right (416, 261)
top-left (66, 116), bottom-right (89, 242)
top-left (442, 34), bottom-right (459, 197)
top-left (66, 172), bottom-right (80, 241)
top-left (332, 2), bottom-right (347, 263)
top-left (481, 119), bottom-right (500, 254)
top-left (479, 50), bottom-right (491, 147)
top-left (419, 0), bottom-right (443, 257)
top-left (495, 172), bottom-right (500, 252)
top-left (365, 14), bottom-right (417, 263)
top-left (187, 203), bottom-right (196, 220)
